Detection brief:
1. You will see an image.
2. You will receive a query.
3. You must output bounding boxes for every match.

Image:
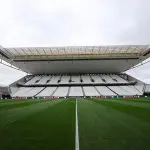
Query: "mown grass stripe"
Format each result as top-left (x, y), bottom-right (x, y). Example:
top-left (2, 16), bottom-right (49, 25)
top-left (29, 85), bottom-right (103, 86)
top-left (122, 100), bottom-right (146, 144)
top-left (0, 100), bottom-right (42, 111)
top-left (93, 99), bottom-right (150, 123)
top-left (111, 99), bottom-right (150, 109)
top-left (0, 100), bottom-right (62, 129)
top-left (78, 99), bottom-right (150, 150)
top-left (92, 100), bottom-right (150, 138)
top-left (0, 99), bottom-right (75, 150)
top-left (126, 98), bottom-right (150, 103)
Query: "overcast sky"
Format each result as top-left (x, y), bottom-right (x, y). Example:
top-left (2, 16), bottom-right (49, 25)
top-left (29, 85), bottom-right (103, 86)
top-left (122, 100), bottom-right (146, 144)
top-left (0, 0), bottom-right (150, 86)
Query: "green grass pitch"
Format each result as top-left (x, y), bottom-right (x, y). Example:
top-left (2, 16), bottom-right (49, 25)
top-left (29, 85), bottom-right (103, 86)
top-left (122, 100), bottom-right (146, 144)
top-left (0, 98), bottom-right (150, 150)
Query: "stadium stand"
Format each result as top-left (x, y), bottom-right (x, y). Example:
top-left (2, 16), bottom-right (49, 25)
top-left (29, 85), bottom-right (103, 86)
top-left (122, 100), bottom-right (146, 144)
top-left (69, 86), bottom-right (83, 97)
top-left (83, 86), bottom-right (99, 96)
top-left (95, 86), bottom-right (116, 96)
top-left (53, 87), bottom-right (69, 97)
top-left (71, 75), bottom-right (81, 84)
top-left (61, 75), bottom-right (70, 84)
top-left (25, 76), bottom-right (42, 85)
top-left (110, 74), bottom-right (128, 83)
top-left (10, 74), bottom-right (144, 97)
top-left (36, 87), bottom-right (57, 97)
top-left (0, 45), bottom-right (149, 98)
top-left (50, 76), bottom-right (61, 84)
top-left (108, 86), bottom-right (138, 96)
top-left (12, 87), bottom-right (32, 97)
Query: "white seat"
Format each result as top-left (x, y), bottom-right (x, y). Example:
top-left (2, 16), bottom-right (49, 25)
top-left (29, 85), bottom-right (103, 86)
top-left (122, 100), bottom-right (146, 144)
top-left (36, 87), bottom-right (57, 97)
top-left (25, 76), bottom-right (42, 85)
top-left (108, 86), bottom-right (133, 96)
top-left (81, 75), bottom-right (92, 84)
top-left (83, 86), bottom-right (99, 96)
top-left (71, 76), bottom-right (81, 84)
top-left (95, 86), bottom-right (116, 96)
top-left (60, 75), bottom-right (70, 84)
top-left (49, 76), bottom-right (61, 84)
top-left (53, 87), bottom-right (69, 97)
top-left (69, 86), bottom-right (83, 96)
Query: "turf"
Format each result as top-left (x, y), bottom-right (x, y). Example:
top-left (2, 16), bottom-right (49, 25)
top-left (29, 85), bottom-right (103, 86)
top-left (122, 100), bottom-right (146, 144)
top-left (0, 98), bottom-right (150, 150)
top-left (78, 98), bottom-right (150, 150)
top-left (0, 99), bottom-right (75, 150)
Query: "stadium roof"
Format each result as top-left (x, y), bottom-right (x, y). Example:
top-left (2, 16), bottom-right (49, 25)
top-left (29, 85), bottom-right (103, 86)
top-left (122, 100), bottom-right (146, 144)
top-left (0, 45), bottom-right (150, 60)
top-left (0, 45), bottom-right (150, 74)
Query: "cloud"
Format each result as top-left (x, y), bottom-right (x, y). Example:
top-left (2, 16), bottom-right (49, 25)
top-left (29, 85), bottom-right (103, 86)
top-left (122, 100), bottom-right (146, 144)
top-left (0, 0), bottom-right (150, 85)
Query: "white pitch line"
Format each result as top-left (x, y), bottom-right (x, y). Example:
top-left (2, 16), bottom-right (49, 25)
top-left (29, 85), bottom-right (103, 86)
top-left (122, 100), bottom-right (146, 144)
top-left (75, 99), bottom-right (79, 150)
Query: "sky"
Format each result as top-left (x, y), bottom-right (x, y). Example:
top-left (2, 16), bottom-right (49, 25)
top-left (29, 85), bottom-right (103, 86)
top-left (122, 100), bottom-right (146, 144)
top-left (0, 0), bottom-right (150, 85)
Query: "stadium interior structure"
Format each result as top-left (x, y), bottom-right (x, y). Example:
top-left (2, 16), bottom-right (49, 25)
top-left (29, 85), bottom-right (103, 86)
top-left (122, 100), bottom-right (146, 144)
top-left (0, 85), bottom-right (9, 99)
top-left (0, 45), bottom-right (150, 98)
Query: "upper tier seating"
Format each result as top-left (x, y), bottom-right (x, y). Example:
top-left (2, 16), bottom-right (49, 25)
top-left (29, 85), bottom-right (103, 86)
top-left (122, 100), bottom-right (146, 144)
top-left (110, 74), bottom-right (128, 83)
top-left (24, 74), bottom-right (130, 85)
top-left (91, 75), bottom-right (105, 83)
top-left (81, 75), bottom-right (93, 84)
top-left (49, 76), bottom-right (61, 84)
top-left (71, 75), bottom-right (81, 84)
top-left (60, 75), bottom-right (70, 84)
top-left (25, 76), bottom-right (42, 85)
top-left (100, 75), bottom-right (116, 83)
top-left (35, 76), bottom-right (52, 84)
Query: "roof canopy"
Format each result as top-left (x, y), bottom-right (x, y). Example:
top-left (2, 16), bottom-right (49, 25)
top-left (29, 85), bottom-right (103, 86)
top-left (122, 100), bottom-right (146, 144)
top-left (1, 45), bottom-right (150, 60)
top-left (0, 45), bottom-right (150, 74)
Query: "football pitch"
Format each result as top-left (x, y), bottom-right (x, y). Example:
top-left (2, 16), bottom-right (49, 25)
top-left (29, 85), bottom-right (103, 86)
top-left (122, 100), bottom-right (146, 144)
top-left (0, 98), bottom-right (150, 150)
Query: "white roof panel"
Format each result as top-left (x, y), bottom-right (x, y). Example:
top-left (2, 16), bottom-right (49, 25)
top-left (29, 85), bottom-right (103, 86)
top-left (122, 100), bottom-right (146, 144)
top-left (0, 45), bottom-right (150, 74)
top-left (0, 45), bottom-right (149, 60)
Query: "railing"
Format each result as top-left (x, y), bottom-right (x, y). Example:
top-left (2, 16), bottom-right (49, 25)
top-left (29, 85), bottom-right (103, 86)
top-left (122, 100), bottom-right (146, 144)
top-left (17, 81), bottom-right (137, 87)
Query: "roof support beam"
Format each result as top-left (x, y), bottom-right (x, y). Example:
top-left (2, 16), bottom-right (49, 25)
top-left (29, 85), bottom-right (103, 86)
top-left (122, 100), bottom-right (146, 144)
top-left (28, 48), bottom-right (34, 55)
top-left (21, 48), bottom-right (28, 56)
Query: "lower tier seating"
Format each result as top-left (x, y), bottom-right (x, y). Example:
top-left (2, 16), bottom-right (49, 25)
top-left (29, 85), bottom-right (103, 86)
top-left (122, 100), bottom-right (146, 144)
top-left (95, 86), bottom-right (116, 96)
top-left (52, 87), bottom-right (69, 97)
top-left (83, 86), bottom-right (99, 96)
top-left (36, 87), bottom-right (57, 97)
top-left (12, 85), bottom-right (143, 97)
top-left (69, 86), bottom-right (83, 96)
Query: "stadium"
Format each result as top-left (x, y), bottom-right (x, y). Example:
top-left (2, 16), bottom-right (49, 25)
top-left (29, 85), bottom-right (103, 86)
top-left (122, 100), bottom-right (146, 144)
top-left (0, 45), bottom-right (150, 98)
top-left (0, 45), bottom-right (150, 150)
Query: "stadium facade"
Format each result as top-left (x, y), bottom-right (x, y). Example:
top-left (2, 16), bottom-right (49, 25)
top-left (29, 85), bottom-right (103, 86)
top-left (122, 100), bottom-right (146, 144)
top-left (0, 45), bottom-right (150, 98)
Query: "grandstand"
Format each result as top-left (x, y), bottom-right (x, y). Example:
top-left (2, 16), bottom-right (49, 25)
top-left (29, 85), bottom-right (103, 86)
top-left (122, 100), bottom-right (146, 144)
top-left (0, 45), bottom-right (150, 98)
